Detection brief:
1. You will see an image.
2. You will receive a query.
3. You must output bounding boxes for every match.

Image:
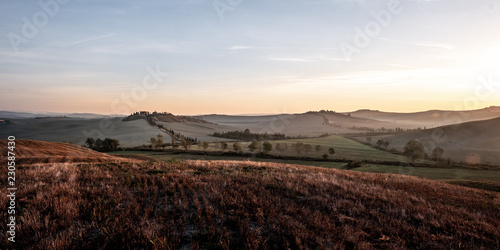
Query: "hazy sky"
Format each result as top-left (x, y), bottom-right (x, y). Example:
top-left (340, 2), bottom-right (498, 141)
top-left (1, 0), bottom-right (499, 115)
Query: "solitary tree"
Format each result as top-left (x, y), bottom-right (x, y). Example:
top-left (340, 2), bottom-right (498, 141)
top-left (293, 142), bottom-right (304, 154)
top-left (233, 142), bottom-right (242, 153)
top-left (432, 146), bottom-right (445, 161)
top-left (366, 137), bottom-right (372, 144)
top-left (180, 136), bottom-right (192, 151)
top-left (150, 137), bottom-right (158, 148)
top-left (202, 141), bottom-right (209, 152)
top-left (275, 143), bottom-right (287, 152)
top-left (171, 134), bottom-right (176, 149)
top-left (315, 145), bottom-right (323, 152)
top-left (304, 144), bottom-right (312, 154)
top-left (248, 140), bottom-right (260, 152)
top-left (383, 141), bottom-right (390, 150)
top-left (376, 140), bottom-right (384, 148)
top-left (157, 134), bottom-right (164, 147)
top-left (262, 141), bottom-right (273, 154)
top-left (328, 147), bottom-right (335, 155)
top-left (403, 140), bottom-right (426, 163)
top-left (222, 142), bottom-right (229, 151)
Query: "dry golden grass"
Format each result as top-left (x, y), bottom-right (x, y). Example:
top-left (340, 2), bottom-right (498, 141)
top-left (0, 139), bottom-right (135, 165)
top-left (0, 140), bottom-right (499, 249)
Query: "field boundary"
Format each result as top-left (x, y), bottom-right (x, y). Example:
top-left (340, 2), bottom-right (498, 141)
top-left (121, 147), bottom-right (500, 170)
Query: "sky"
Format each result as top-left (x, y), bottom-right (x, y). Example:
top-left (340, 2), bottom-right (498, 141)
top-left (1, 0), bottom-right (500, 115)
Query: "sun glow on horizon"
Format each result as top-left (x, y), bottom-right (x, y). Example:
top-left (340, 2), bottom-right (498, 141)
top-left (1, 0), bottom-right (499, 115)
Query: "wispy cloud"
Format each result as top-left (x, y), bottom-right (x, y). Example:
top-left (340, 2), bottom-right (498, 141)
top-left (266, 57), bottom-right (314, 62)
top-left (228, 46), bottom-right (254, 50)
top-left (71, 33), bottom-right (116, 45)
top-left (379, 37), bottom-right (457, 50)
top-left (227, 46), bottom-right (290, 51)
top-left (265, 55), bottom-right (345, 62)
top-left (273, 67), bottom-right (470, 91)
top-left (413, 42), bottom-right (458, 50)
top-left (86, 43), bottom-right (176, 55)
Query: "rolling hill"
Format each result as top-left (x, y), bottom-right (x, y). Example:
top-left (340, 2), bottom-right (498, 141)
top-left (122, 112), bottom-right (234, 142)
top-left (0, 111), bottom-right (121, 119)
top-left (349, 106), bottom-right (500, 128)
top-left (0, 117), bottom-right (171, 147)
top-left (0, 141), bottom-right (498, 248)
top-left (382, 117), bottom-right (500, 164)
top-left (197, 111), bottom-right (414, 137)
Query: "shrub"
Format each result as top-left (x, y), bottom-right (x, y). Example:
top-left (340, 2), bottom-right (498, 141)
top-left (328, 148), bottom-right (335, 155)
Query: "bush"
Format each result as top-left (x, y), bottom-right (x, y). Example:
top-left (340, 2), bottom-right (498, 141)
top-left (248, 140), bottom-right (261, 152)
top-left (262, 141), bottom-right (273, 154)
top-left (403, 140), bottom-right (426, 163)
top-left (233, 142), bottom-right (242, 153)
top-left (345, 161), bottom-right (363, 169)
top-left (292, 142), bottom-right (304, 154)
top-left (86, 137), bottom-right (120, 151)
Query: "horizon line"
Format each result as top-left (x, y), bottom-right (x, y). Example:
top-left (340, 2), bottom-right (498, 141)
top-left (2, 105), bottom-right (499, 117)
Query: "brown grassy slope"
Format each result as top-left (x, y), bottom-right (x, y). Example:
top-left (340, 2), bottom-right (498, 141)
top-left (0, 152), bottom-right (499, 248)
top-left (0, 139), bottom-right (133, 164)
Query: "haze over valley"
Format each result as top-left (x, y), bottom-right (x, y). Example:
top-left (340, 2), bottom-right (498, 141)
top-left (2, 106), bottom-right (500, 165)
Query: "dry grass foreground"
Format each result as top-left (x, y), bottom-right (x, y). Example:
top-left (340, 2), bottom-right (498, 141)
top-left (0, 140), bottom-right (499, 249)
top-left (0, 139), bottom-right (137, 165)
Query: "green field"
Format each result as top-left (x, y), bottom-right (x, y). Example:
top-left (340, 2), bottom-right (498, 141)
top-left (256, 135), bottom-right (426, 163)
top-left (354, 164), bottom-right (500, 182)
top-left (142, 135), bottom-right (429, 163)
top-left (109, 150), bottom-right (348, 169)
top-left (108, 135), bottom-right (500, 191)
top-left (109, 150), bottom-right (500, 183)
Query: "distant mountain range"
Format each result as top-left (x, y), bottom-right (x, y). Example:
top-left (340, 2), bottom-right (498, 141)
top-left (4, 106), bottom-right (499, 125)
top-left (0, 111), bottom-right (125, 119)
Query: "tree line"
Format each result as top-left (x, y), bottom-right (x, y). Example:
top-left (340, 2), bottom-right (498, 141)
top-left (212, 129), bottom-right (286, 141)
top-left (85, 137), bottom-right (120, 151)
top-left (403, 139), bottom-right (445, 163)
